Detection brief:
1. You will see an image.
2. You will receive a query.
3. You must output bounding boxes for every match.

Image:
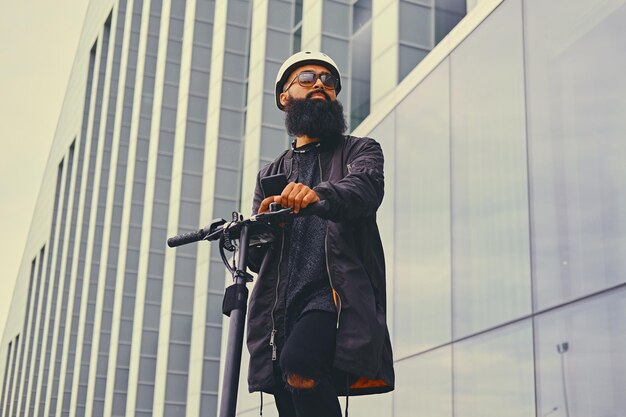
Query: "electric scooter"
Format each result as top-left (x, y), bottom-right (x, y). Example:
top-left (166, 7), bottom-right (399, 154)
top-left (167, 201), bottom-right (329, 417)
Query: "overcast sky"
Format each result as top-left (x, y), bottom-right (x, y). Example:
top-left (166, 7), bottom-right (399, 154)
top-left (0, 1), bottom-right (90, 336)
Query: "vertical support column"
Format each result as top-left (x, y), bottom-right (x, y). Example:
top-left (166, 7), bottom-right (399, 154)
top-left (8, 255), bottom-right (37, 417)
top-left (39, 143), bottom-right (76, 417)
top-left (300, 0), bottom-right (323, 50)
top-left (53, 143), bottom-right (87, 417)
top-left (68, 19), bottom-right (112, 417)
top-left (186, 0), bottom-right (225, 415)
top-left (101, 0), bottom-right (148, 416)
top-left (82, 7), bottom-right (126, 416)
top-left (123, 0), bottom-right (168, 414)
top-left (33, 154), bottom-right (69, 416)
top-left (83, 0), bottom-right (137, 416)
top-left (132, 0), bottom-right (182, 414)
top-left (20, 250), bottom-right (46, 417)
top-left (153, 0), bottom-right (197, 417)
top-left (370, 0), bottom-right (399, 111)
top-left (195, 0), bottom-right (254, 414)
top-left (1, 340), bottom-right (13, 416)
top-left (59, 41), bottom-right (97, 417)
top-left (4, 335), bottom-right (19, 417)
top-left (240, 0), bottom-right (270, 215)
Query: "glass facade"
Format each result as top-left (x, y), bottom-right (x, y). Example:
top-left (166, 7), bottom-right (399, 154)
top-left (395, 59), bottom-right (451, 356)
top-left (3, 0), bottom-right (625, 417)
top-left (357, 0), bottom-right (626, 416)
top-left (525, 0), bottom-right (626, 311)
top-left (535, 289), bottom-right (626, 416)
top-left (450, 0), bottom-right (530, 339)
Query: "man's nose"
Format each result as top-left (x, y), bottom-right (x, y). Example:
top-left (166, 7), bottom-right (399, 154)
top-left (312, 76), bottom-right (324, 89)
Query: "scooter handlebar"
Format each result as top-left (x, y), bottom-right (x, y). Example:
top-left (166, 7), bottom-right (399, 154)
top-left (167, 228), bottom-right (208, 247)
top-left (167, 200), bottom-right (330, 248)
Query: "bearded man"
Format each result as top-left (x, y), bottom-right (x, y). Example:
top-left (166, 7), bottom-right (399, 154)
top-left (246, 51), bottom-right (394, 417)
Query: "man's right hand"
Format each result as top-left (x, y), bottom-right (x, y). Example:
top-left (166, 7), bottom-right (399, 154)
top-left (257, 182), bottom-right (320, 214)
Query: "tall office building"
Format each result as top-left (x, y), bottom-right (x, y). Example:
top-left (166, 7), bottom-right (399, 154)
top-left (2, 0), bottom-right (625, 417)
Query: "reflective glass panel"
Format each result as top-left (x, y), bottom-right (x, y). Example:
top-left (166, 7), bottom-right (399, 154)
top-left (399, 1), bottom-right (432, 48)
top-left (524, 0), bottom-right (626, 310)
top-left (450, 0), bottom-right (531, 338)
top-left (434, 0), bottom-right (466, 44)
top-left (350, 23), bottom-right (371, 129)
top-left (535, 288), bottom-right (626, 417)
top-left (453, 320), bottom-right (535, 417)
top-left (395, 347), bottom-right (452, 417)
top-left (395, 59), bottom-right (451, 356)
top-left (323, 0), bottom-right (350, 37)
top-left (353, 0), bottom-right (372, 33)
top-left (201, 394), bottom-right (221, 416)
top-left (398, 44), bottom-right (429, 81)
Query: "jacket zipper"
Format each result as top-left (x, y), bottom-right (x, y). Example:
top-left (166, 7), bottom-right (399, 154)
top-left (269, 231), bottom-right (285, 361)
top-left (319, 155), bottom-right (342, 329)
top-left (325, 231), bottom-right (342, 329)
top-left (269, 160), bottom-right (294, 361)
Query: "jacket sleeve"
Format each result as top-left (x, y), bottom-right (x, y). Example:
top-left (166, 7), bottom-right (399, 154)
top-left (314, 137), bottom-right (384, 222)
top-left (248, 170), bottom-right (268, 273)
top-left (251, 170), bottom-right (264, 216)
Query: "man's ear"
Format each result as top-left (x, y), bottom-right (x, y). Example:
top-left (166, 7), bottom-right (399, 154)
top-left (279, 92), bottom-right (289, 109)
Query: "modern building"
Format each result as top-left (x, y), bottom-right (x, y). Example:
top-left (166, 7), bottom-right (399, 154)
top-left (2, 0), bottom-right (625, 417)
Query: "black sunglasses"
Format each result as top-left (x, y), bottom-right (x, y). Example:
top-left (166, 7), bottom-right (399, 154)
top-left (284, 71), bottom-right (339, 91)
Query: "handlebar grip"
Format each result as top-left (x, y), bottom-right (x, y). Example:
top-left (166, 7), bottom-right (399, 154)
top-left (269, 202), bottom-right (283, 212)
top-left (167, 229), bottom-right (206, 247)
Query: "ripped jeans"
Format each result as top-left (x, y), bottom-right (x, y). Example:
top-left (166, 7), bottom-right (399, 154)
top-left (273, 310), bottom-right (342, 417)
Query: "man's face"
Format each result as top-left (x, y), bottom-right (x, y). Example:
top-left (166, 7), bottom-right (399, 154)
top-left (280, 63), bottom-right (346, 140)
top-left (279, 64), bottom-right (337, 108)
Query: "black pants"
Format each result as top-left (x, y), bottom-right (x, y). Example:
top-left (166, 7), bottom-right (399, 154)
top-left (273, 310), bottom-right (342, 417)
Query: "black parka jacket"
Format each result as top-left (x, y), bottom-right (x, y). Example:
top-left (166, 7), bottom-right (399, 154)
top-left (247, 135), bottom-right (394, 396)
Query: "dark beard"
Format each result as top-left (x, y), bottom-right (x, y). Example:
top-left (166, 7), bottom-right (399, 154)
top-left (284, 91), bottom-right (347, 142)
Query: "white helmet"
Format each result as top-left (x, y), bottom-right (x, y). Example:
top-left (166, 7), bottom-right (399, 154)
top-left (274, 51), bottom-right (342, 111)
